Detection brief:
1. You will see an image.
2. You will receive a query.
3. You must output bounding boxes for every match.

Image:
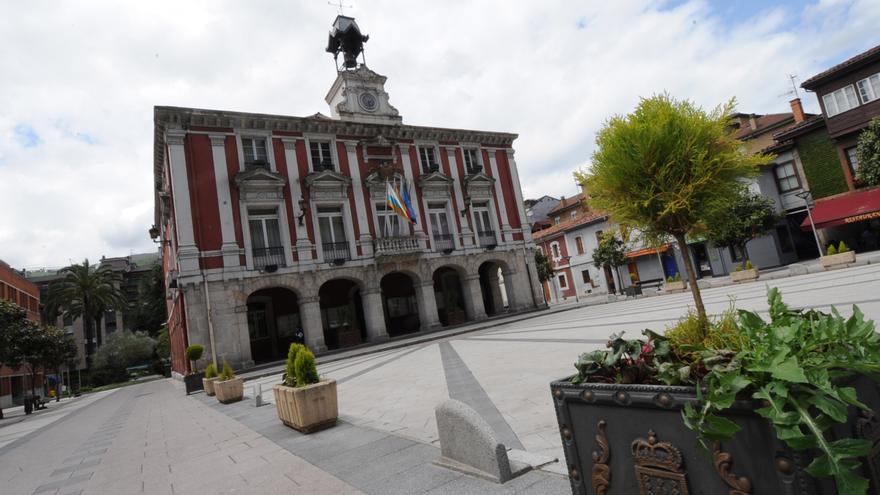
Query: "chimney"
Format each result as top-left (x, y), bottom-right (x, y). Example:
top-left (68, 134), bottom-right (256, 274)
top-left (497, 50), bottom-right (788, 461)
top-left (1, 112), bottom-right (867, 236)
top-left (790, 98), bottom-right (805, 123)
top-left (748, 114), bottom-right (757, 131)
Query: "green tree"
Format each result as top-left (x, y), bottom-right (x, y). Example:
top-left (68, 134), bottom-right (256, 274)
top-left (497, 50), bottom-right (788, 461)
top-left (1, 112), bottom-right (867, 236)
top-left (705, 187), bottom-right (779, 266)
top-left (856, 117), bottom-right (880, 187)
top-left (578, 94), bottom-right (770, 327)
top-left (46, 260), bottom-right (126, 368)
top-left (0, 299), bottom-right (28, 419)
top-left (591, 231), bottom-right (627, 292)
top-left (124, 264), bottom-right (167, 336)
top-left (92, 331), bottom-right (156, 384)
top-left (534, 249), bottom-right (554, 283)
top-left (40, 326), bottom-right (78, 402)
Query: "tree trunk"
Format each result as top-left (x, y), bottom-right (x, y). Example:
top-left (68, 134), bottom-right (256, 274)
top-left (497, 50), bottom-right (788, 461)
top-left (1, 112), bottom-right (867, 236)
top-left (674, 234), bottom-right (708, 329)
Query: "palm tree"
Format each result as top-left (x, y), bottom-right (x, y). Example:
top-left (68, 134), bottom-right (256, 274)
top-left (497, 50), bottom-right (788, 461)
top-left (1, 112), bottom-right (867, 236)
top-left (46, 260), bottom-right (126, 368)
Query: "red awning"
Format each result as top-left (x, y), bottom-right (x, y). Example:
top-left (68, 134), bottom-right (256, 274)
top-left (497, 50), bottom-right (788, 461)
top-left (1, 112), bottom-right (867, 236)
top-left (625, 244), bottom-right (670, 259)
top-left (800, 188), bottom-right (880, 230)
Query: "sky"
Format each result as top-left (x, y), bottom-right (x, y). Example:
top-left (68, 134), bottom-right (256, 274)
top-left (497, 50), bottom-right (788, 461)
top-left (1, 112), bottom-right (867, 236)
top-left (1, 0), bottom-right (879, 269)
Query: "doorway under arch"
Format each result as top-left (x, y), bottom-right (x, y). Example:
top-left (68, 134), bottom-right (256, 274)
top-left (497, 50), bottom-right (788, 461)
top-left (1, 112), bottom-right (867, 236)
top-left (433, 266), bottom-right (467, 326)
top-left (246, 287), bottom-right (301, 363)
top-left (319, 279), bottom-right (367, 350)
top-left (380, 272), bottom-right (420, 337)
top-left (478, 261), bottom-right (510, 316)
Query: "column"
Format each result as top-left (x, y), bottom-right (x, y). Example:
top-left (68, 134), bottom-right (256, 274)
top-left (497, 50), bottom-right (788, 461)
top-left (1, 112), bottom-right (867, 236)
top-left (299, 296), bottom-right (326, 352)
top-left (446, 147), bottom-right (474, 249)
top-left (283, 139), bottom-right (313, 263)
top-left (487, 269), bottom-right (505, 313)
top-left (167, 129), bottom-right (200, 275)
top-left (211, 135), bottom-right (241, 269)
top-left (415, 281), bottom-right (441, 330)
top-left (399, 144), bottom-right (427, 249)
top-left (462, 274), bottom-right (487, 321)
top-left (345, 141), bottom-right (373, 257)
top-left (487, 150), bottom-right (513, 244)
top-left (361, 287), bottom-right (389, 342)
top-left (505, 149), bottom-right (532, 242)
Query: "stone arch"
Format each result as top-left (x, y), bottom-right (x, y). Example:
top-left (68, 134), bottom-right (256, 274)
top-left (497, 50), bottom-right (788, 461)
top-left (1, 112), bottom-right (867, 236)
top-left (318, 278), bottom-right (368, 350)
top-left (245, 287), bottom-right (302, 363)
top-left (432, 265), bottom-right (469, 326)
top-left (379, 271), bottom-right (421, 336)
top-left (478, 259), bottom-right (513, 316)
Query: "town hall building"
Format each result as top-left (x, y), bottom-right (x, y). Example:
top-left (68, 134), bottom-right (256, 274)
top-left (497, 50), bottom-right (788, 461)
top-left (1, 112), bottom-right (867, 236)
top-left (153, 16), bottom-right (544, 375)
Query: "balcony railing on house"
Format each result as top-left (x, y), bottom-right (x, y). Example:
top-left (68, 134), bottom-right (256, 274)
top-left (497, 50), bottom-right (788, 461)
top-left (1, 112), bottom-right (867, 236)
top-left (478, 230), bottom-right (497, 249)
top-left (244, 159), bottom-right (270, 171)
top-left (433, 234), bottom-right (455, 253)
top-left (252, 246), bottom-right (286, 269)
top-left (374, 236), bottom-right (421, 259)
top-left (323, 241), bottom-right (351, 263)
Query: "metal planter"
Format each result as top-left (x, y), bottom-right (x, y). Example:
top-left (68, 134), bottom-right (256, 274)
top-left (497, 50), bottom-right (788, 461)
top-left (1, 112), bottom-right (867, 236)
top-left (184, 372), bottom-right (204, 395)
top-left (550, 377), bottom-right (880, 494)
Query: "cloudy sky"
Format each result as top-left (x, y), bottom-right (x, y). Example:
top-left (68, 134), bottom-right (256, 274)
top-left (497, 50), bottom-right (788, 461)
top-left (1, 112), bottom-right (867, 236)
top-left (1, 0), bottom-right (878, 269)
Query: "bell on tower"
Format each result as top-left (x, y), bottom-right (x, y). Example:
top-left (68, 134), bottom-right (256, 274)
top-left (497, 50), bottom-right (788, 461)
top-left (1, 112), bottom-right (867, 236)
top-left (325, 15), bottom-right (369, 71)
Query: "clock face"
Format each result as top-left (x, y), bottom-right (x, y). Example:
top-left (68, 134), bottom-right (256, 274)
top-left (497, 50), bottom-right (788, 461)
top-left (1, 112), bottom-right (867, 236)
top-left (358, 92), bottom-right (378, 112)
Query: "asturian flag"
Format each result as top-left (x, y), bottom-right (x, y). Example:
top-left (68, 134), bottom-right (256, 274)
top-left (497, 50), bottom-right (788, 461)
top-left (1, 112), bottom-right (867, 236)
top-left (386, 181), bottom-right (410, 222)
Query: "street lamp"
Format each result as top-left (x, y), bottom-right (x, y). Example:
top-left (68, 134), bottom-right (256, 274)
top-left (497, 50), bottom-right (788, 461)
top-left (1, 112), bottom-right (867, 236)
top-left (795, 189), bottom-right (824, 256)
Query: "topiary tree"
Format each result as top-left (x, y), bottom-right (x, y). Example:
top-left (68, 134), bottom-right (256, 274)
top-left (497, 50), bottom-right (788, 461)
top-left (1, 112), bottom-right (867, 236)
top-left (185, 344), bottom-right (204, 374)
top-left (578, 94), bottom-right (770, 328)
top-left (838, 240), bottom-right (849, 253)
top-left (591, 231), bottom-right (627, 291)
top-left (284, 343), bottom-right (306, 387)
top-left (705, 186), bottom-right (778, 266)
top-left (294, 349), bottom-right (320, 387)
top-left (856, 117), bottom-right (880, 187)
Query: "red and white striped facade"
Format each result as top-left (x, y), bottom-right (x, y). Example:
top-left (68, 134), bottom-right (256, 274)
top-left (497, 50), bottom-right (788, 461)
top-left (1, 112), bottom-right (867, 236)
top-left (154, 92), bottom-right (544, 373)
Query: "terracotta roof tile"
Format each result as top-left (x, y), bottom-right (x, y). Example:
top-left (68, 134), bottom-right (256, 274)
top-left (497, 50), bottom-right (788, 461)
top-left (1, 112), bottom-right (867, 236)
top-left (732, 113), bottom-right (795, 140)
top-left (533, 211), bottom-right (608, 241)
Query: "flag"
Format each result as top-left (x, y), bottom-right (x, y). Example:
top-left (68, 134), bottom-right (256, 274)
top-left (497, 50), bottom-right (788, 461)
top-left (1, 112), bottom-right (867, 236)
top-left (400, 180), bottom-right (418, 225)
top-left (386, 181), bottom-right (409, 222)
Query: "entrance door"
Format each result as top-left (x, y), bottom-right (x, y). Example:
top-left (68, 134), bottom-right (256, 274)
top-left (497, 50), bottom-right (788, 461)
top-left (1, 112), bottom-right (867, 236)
top-left (603, 265), bottom-right (617, 294)
top-left (691, 243), bottom-right (713, 278)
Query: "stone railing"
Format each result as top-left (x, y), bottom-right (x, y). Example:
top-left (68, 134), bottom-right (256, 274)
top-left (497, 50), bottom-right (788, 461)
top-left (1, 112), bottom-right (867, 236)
top-left (374, 236), bottom-right (421, 258)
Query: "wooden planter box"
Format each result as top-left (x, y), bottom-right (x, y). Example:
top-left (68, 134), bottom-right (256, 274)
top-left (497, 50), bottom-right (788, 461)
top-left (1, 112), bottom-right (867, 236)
top-left (273, 380), bottom-right (338, 433)
top-left (550, 376), bottom-right (880, 494)
top-left (822, 251), bottom-right (856, 269)
top-left (214, 377), bottom-right (244, 404)
top-left (183, 372), bottom-right (204, 395)
top-left (203, 377), bottom-right (218, 396)
top-left (730, 268), bottom-right (759, 283)
top-left (664, 280), bottom-right (686, 292)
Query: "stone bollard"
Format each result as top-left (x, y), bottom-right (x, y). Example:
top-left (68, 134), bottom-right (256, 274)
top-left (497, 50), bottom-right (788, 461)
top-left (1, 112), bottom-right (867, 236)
top-left (433, 399), bottom-right (529, 483)
top-left (254, 383), bottom-right (263, 407)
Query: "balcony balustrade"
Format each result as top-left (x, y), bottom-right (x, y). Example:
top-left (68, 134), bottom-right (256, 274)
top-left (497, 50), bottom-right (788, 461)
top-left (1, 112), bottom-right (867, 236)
top-left (478, 230), bottom-right (497, 249)
top-left (252, 246), bottom-right (286, 269)
top-left (322, 241), bottom-right (351, 263)
top-left (433, 234), bottom-right (455, 253)
top-left (374, 236), bottom-right (421, 259)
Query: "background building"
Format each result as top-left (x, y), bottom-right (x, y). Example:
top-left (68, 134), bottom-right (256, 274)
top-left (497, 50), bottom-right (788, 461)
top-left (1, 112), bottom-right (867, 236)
top-left (0, 260), bottom-right (43, 408)
top-left (153, 16), bottom-right (544, 375)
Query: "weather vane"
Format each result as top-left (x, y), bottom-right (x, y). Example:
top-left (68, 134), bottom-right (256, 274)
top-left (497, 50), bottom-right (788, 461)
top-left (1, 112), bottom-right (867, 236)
top-left (328, 0), bottom-right (353, 15)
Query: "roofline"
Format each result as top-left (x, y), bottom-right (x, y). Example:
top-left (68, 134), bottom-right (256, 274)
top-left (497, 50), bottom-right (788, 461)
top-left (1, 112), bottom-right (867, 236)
top-left (802, 44), bottom-right (880, 90)
top-left (772, 115), bottom-right (826, 141)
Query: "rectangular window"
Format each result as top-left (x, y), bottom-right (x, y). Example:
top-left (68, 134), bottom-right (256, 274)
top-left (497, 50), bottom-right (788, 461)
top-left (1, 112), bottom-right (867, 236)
top-left (554, 216), bottom-right (560, 225)
top-left (846, 147), bottom-right (860, 174)
top-left (318, 206), bottom-right (350, 260)
top-left (248, 208), bottom-right (285, 268)
top-left (575, 236), bottom-right (584, 255)
top-left (309, 141), bottom-right (334, 171)
top-left (418, 146), bottom-right (438, 173)
top-left (429, 202), bottom-right (454, 251)
top-left (241, 137), bottom-right (269, 169)
top-left (557, 273), bottom-right (568, 289)
top-left (582, 269), bottom-right (591, 284)
top-left (570, 210), bottom-right (577, 219)
top-left (774, 162), bottom-right (799, 193)
top-left (857, 73), bottom-right (880, 104)
top-left (551, 242), bottom-right (561, 259)
top-left (776, 226), bottom-right (794, 253)
top-left (463, 148), bottom-right (482, 174)
top-left (822, 85), bottom-right (859, 117)
top-left (376, 202), bottom-right (405, 238)
top-left (472, 202), bottom-right (495, 247)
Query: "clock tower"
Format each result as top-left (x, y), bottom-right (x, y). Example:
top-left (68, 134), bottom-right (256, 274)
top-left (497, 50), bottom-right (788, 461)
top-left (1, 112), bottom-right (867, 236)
top-left (324, 16), bottom-right (402, 125)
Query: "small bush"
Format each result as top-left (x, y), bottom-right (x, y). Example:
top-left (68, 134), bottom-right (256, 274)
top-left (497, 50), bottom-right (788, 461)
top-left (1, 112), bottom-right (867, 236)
top-left (294, 349), bottom-right (319, 387)
top-left (733, 265), bottom-right (743, 272)
top-left (673, 272), bottom-right (681, 282)
top-left (186, 344), bottom-right (204, 362)
top-left (827, 244), bottom-right (837, 256)
top-left (204, 362), bottom-right (217, 379)
top-left (838, 240), bottom-right (848, 253)
top-left (284, 343), bottom-right (306, 387)
top-left (744, 260), bottom-right (753, 270)
top-left (665, 307), bottom-right (742, 360)
top-left (219, 360), bottom-right (235, 381)
top-left (666, 276), bottom-right (674, 283)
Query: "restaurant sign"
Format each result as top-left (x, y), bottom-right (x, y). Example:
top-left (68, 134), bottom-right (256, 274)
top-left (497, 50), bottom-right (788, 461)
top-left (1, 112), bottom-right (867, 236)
top-left (844, 210), bottom-right (880, 224)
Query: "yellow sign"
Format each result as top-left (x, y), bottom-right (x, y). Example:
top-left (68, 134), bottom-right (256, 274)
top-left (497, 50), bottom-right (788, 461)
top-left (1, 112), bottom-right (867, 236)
top-left (843, 210), bottom-right (880, 224)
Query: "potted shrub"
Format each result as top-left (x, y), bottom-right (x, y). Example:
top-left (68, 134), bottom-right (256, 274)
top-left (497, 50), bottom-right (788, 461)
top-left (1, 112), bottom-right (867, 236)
top-left (202, 362), bottom-right (218, 397)
top-left (731, 260), bottom-right (759, 282)
top-left (664, 272), bottom-right (686, 292)
top-left (822, 241), bottom-right (857, 269)
top-left (183, 344), bottom-right (205, 395)
top-left (213, 361), bottom-right (244, 404)
top-left (273, 344), bottom-right (337, 433)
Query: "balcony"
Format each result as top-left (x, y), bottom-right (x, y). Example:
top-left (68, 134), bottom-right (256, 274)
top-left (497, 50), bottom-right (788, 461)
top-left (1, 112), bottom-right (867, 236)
top-left (478, 230), bottom-right (497, 249)
top-left (374, 236), bottom-right (421, 261)
top-left (253, 246), bottom-right (286, 270)
top-left (433, 234), bottom-right (455, 253)
top-left (323, 241), bottom-right (351, 264)
top-left (244, 159), bottom-right (270, 171)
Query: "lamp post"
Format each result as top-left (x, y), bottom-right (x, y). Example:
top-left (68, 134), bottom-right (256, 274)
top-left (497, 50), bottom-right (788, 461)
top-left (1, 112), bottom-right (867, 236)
top-left (795, 190), bottom-right (824, 257)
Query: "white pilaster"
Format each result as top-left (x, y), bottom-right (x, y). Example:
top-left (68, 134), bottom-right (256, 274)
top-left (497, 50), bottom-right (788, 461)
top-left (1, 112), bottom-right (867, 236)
top-left (505, 149), bottom-right (532, 242)
top-left (487, 150), bottom-right (513, 244)
top-left (211, 135), bottom-right (240, 268)
top-left (345, 141), bottom-right (373, 257)
top-left (167, 130), bottom-right (199, 275)
top-left (282, 139), bottom-right (313, 263)
top-left (447, 147), bottom-right (474, 249)
top-left (399, 144), bottom-right (427, 249)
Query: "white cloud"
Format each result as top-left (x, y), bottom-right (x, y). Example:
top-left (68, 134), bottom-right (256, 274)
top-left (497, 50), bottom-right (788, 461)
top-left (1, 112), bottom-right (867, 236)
top-left (1, 0), bottom-right (878, 268)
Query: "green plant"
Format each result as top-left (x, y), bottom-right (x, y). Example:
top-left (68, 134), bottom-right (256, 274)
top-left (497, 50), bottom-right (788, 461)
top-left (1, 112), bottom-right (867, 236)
top-left (204, 362), bottom-right (217, 379)
top-left (219, 361), bottom-right (235, 381)
top-left (796, 129), bottom-right (849, 199)
top-left (294, 349), bottom-right (320, 387)
top-left (284, 343), bottom-right (306, 387)
top-left (185, 344), bottom-right (204, 373)
top-left (734, 265), bottom-right (743, 272)
top-left (827, 244), bottom-right (838, 256)
top-left (666, 276), bottom-right (674, 283)
top-left (838, 241), bottom-right (849, 253)
top-left (705, 187), bottom-right (778, 265)
top-left (674, 272), bottom-right (682, 282)
top-left (534, 249), bottom-right (554, 283)
top-left (579, 94), bottom-right (770, 329)
top-left (855, 117), bottom-right (880, 187)
top-left (744, 260), bottom-right (753, 270)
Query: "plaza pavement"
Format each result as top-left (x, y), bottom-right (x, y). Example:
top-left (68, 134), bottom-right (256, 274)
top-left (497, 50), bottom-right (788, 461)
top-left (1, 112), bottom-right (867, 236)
top-left (242, 262), bottom-right (880, 476)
